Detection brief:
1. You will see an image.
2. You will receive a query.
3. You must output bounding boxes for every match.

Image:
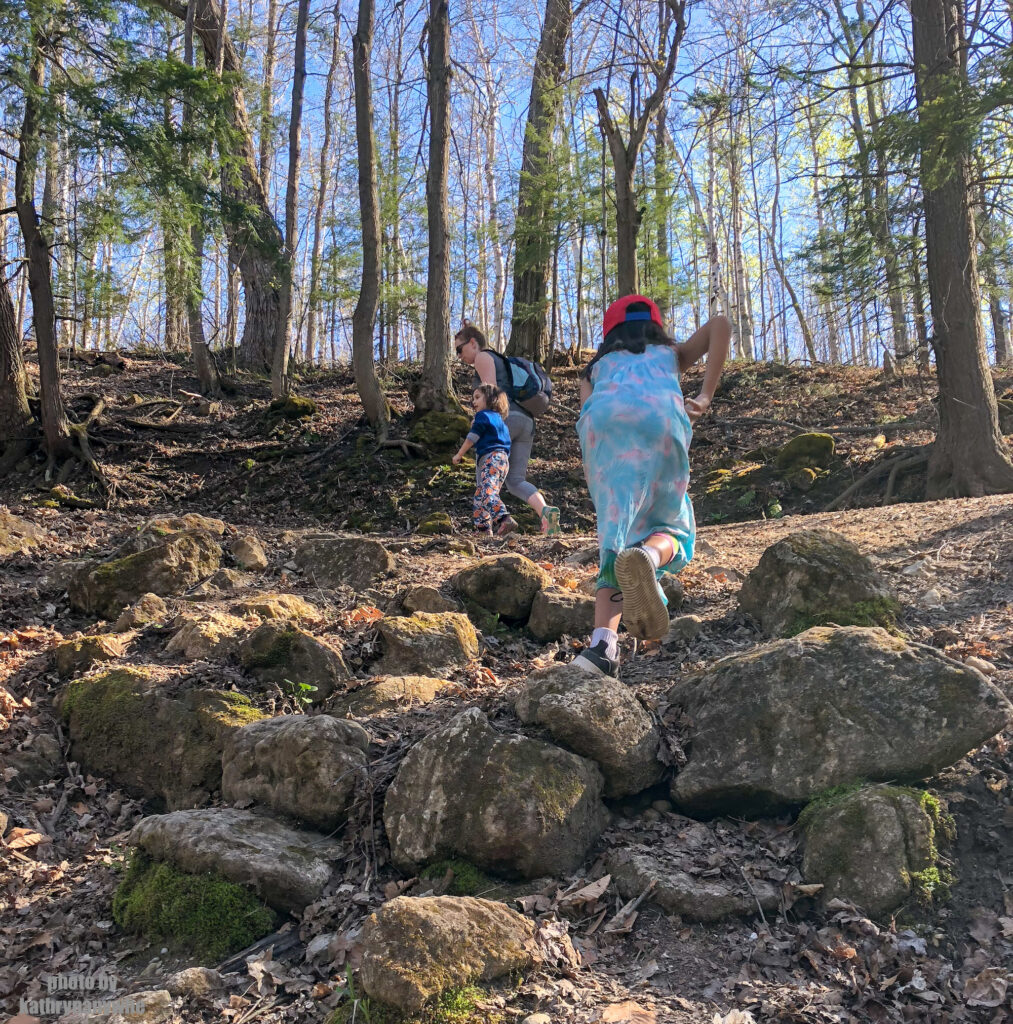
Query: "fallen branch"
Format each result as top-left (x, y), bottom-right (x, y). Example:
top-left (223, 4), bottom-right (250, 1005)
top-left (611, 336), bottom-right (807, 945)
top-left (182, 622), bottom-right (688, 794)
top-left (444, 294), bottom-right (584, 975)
top-left (711, 415), bottom-right (932, 437)
top-left (883, 453), bottom-right (929, 505)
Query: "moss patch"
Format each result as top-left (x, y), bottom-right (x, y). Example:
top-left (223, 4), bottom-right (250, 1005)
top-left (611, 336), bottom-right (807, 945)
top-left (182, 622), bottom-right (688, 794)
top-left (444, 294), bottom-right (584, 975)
top-left (329, 986), bottom-right (496, 1024)
top-left (409, 412), bottom-right (471, 451)
top-left (788, 596), bottom-right (902, 637)
top-left (269, 395), bottom-right (318, 420)
top-left (112, 851), bottom-right (277, 959)
top-left (419, 860), bottom-right (498, 897)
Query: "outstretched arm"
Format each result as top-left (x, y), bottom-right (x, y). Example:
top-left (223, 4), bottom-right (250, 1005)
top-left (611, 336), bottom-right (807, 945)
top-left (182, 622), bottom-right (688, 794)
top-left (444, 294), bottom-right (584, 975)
top-left (676, 315), bottom-right (731, 422)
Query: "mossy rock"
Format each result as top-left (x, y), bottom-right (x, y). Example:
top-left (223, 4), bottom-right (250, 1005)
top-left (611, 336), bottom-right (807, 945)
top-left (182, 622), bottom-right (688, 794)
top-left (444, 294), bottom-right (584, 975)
top-left (238, 620), bottom-right (350, 700)
top-left (268, 394), bottom-right (318, 419)
top-left (775, 432), bottom-right (835, 471)
top-left (409, 412), bottom-right (471, 452)
top-left (48, 485), bottom-right (98, 509)
top-left (801, 785), bottom-right (953, 917)
top-left (417, 512), bottom-right (454, 536)
top-left (738, 529), bottom-right (898, 636)
top-left (785, 466), bottom-right (818, 492)
top-left (359, 896), bottom-right (538, 1012)
top-left (52, 634), bottom-right (127, 678)
top-left (376, 612), bottom-right (479, 675)
top-left (61, 667), bottom-right (265, 808)
top-left (112, 851), bottom-right (277, 960)
top-left (69, 530), bottom-right (222, 619)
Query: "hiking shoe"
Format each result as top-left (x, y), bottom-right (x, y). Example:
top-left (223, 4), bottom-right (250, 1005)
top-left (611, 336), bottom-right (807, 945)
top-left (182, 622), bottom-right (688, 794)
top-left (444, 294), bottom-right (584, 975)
top-left (495, 515), bottom-right (519, 537)
top-left (541, 506), bottom-right (561, 536)
top-left (571, 639), bottom-right (619, 678)
top-left (615, 546), bottom-right (670, 641)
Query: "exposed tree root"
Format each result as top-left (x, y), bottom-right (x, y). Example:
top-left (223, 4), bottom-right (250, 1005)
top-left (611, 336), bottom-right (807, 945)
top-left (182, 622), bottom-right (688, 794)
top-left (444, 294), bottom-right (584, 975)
top-left (823, 449), bottom-right (929, 512)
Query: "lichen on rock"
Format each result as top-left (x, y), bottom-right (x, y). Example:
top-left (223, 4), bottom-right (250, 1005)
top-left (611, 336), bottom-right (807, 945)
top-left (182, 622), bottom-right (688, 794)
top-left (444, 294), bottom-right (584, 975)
top-left (451, 554), bottom-right (550, 621)
top-left (376, 612), bottom-right (479, 675)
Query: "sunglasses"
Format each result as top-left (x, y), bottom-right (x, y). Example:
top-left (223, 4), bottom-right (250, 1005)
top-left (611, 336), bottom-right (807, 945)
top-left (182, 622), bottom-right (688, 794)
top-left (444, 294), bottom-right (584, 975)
top-left (455, 342), bottom-right (468, 356)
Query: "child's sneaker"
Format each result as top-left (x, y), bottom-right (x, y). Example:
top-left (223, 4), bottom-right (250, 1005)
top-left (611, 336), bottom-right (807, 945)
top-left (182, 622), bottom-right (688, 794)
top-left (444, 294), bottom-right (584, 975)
top-left (495, 515), bottom-right (519, 537)
top-left (571, 639), bottom-right (620, 678)
top-left (540, 506), bottom-right (561, 536)
top-left (614, 546), bottom-right (669, 641)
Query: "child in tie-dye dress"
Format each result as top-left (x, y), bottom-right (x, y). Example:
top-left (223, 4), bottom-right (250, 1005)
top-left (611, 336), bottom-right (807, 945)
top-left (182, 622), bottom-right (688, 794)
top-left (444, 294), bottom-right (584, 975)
top-left (572, 296), bottom-right (730, 678)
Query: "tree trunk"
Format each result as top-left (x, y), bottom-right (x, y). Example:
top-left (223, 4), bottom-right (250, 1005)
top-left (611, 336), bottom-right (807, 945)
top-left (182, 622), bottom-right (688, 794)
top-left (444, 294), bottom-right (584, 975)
top-left (15, 31), bottom-right (71, 461)
top-left (507, 0), bottom-right (573, 361)
top-left (152, 0), bottom-right (285, 373)
top-left (259, 0), bottom-right (278, 187)
top-left (415, 0), bottom-right (455, 413)
top-left (0, 269), bottom-right (35, 462)
top-left (350, 0), bottom-right (390, 437)
top-left (270, 0), bottom-right (309, 397)
top-left (593, 0), bottom-right (687, 301)
top-left (911, 0), bottom-right (1013, 496)
top-left (307, 0), bottom-right (341, 368)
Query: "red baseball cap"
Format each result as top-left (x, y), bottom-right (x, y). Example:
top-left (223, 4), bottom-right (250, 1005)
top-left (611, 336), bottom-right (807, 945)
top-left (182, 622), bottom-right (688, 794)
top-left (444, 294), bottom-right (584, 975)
top-left (602, 295), bottom-right (665, 340)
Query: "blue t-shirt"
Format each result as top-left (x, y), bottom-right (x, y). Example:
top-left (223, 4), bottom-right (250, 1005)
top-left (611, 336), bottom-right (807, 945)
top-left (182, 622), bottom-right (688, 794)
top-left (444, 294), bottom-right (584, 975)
top-left (467, 410), bottom-right (511, 459)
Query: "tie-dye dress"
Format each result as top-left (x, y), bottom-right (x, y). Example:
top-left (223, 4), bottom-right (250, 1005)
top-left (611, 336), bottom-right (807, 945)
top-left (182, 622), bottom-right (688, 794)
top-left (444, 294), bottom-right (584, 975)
top-left (577, 344), bottom-right (696, 590)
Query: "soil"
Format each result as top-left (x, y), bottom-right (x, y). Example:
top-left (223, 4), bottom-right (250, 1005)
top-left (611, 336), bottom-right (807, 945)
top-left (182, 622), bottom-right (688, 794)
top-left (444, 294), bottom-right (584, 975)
top-left (1, 355), bottom-right (1012, 1024)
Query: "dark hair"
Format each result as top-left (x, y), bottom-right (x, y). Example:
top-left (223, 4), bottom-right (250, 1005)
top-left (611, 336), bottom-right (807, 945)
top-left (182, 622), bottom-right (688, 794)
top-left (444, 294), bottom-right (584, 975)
top-left (455, 324), bottom-right (488, 349)
top-left (474, 383), bottom-right (508, 417)
top-left (582, 301), bottom-right (676, 378)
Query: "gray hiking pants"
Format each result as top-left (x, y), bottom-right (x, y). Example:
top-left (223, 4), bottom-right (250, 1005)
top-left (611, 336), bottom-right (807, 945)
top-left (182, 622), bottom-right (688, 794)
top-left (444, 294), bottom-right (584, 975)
top-left (505, 408), bottom-right (538, 503)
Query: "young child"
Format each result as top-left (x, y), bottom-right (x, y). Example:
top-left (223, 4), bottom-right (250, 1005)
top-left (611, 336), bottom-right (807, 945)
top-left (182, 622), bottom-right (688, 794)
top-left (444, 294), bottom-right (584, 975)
top-left (452, 384), bottom-right (519, 536)
top-left (572, 295), bottom-right (730, 678)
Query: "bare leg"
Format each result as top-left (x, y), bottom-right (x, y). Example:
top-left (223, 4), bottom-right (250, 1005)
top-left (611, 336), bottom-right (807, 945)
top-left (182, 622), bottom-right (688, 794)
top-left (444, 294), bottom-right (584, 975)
top-left (527, 490), bottom-right (547, 517)
top-left (594, 587), bottom-right (623, 631)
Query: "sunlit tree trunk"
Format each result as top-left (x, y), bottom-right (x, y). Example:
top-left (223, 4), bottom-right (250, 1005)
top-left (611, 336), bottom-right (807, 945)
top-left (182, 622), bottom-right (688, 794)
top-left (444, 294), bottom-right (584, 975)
top-left (15, 29), bottom-right (71, 461)
top-left (507, 0), bottom-right (573, 362)
top-left (415, 0), bottom-right (455, 413)
top-left (351, 0), bottom-right (389, 436)
top-left (912, 0), bottom-right (1013, 496)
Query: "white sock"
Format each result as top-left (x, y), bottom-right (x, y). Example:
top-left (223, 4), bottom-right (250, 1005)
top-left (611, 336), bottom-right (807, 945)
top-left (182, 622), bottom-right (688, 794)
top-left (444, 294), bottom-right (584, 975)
top-left (590, 628), bottom-right (619, 659)
top-left (639, 544), bottom-right (662, 569)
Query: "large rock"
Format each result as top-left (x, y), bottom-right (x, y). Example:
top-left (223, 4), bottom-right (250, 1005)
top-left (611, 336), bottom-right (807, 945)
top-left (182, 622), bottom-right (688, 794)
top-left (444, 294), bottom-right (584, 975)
top-left (129, 807), bottom-right (340, 913)
top-left (117, 515), bottom-right (225, 555)
top-left (737, 529), bottom-right (897, 636)
top-left (375, 612), bottom-right (478, 675)
top-left (451, 554), bottom-right (550, 620)
top-left (669, 626), bottom-right (1013, 816)
top-left (222, 716), bottom-right (370, 831)
top-left (802, 786), bottom-right (942, 917)
top-left (112, 593), bottom-right (168, 632)
top-left (384, 707), bottom-right (607, 879)
top-left (329, 675), bottom-right (457, 717)
top-left (52, 634), bottom-right (127, 678)
top-left (515, 666), bottom-right (662, 798)
top-left (69, 531), bottom-right (222, 619)
top-left (294, 534), bottom-right (394, 590)
top-left (774, 432), bottom-right (835, 472)
top-left (608, 848), bottom-right (780, 923)
top-left (0, 509), bottom-right (47, 557)
top-left (230, 535), bottom-right (268, 571)
top-left (402, 585), bottom-right (460, 615)
top-left (61, 668), bottom-right (265, 808)
top-left (238, 621), bottom-right (350, 701)
top-left (231, 592), bottom-right (320, 622)
top-left (527, 588), bottom-right (595, 641)
top-left (360, 896), bottom-right (539, 1011)
top-left (166, 611), bottom-right (251, 660)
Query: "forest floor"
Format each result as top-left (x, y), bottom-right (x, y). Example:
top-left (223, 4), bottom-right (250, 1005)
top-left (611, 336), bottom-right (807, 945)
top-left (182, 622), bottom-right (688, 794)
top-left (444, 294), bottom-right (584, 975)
top-left (1, 353), bottom-right (1012, 1024)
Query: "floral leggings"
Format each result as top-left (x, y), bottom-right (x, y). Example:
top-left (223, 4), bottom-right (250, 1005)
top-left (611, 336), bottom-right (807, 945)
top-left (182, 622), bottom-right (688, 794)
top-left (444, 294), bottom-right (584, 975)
top-left (473, 451), bottom-right (510, 531)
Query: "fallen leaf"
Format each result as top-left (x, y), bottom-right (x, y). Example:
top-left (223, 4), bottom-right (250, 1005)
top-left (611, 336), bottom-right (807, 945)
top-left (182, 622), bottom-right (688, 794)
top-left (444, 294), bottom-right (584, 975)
top-left (712, 1013), bottom-right (756, 1024)
top-left (5, 829), bottom-right (51, 851)
top-left (964, 967), bottom-right (1008, 1008)
top-left (601, 1000), bottom-right (656, 1024)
